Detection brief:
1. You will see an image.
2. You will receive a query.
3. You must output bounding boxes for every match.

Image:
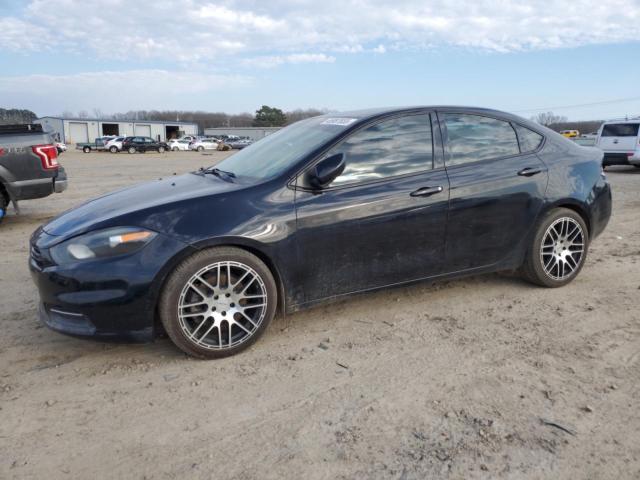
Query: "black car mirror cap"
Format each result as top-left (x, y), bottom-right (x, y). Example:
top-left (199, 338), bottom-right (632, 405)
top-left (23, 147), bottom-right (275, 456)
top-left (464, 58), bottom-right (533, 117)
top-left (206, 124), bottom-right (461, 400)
top-left (307, 153), bottom-right (346, 189)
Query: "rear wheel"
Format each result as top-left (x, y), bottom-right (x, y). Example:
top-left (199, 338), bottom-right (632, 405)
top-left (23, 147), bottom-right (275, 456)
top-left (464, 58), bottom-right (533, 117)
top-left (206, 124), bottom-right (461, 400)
top-left (172, 147), bottom-right (179, 151)
top-left (521, 208), bottom-right (589, 287)
top-left (109, 146), bottom-right (118, 153)
top-left (158, 146), bottom-right (166, 153)
top-left (128, 146), bottom-right (136, 154)
top-left (159, 247), bottom-right (277, 359)
top-left (82, 146), bottom-right (91, 153)
top-left (197, 146), bottom-right (204, 152)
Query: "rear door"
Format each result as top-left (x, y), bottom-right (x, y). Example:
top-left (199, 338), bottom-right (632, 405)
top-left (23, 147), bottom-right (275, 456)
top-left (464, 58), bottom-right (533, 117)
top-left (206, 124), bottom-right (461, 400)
top-left (294, 112), bottom-right (450, 303)
top-left (439, 111), bottom-right (548, 272)
top-left (597, 123), bottom-right (639, 153)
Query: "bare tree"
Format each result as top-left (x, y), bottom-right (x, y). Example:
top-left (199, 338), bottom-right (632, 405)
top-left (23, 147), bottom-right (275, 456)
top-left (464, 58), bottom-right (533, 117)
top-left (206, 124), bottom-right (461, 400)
top-left (77, 110), bottom-right (89, 119)
top-left (61, 110), bottom-right (75, 118)
top-left (285, 108), bottom-right (328, 124)
top-left (531, 111), bottom-right (568, 127)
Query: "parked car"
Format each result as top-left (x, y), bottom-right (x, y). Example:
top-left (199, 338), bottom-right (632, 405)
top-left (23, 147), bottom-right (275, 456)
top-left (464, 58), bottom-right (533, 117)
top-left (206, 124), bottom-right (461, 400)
top-left (0, 124), bottom-right (67, 224)
top-left (105, 136), bottom-right (128, 153)
top-left (228, 138), bottom-right (253, 149)
top-left (55, 142), bottom-right (67, 154)
top-left (190, 138), bottom-right (219, 151)
top-left (178, 135), bottom-right (199, 142)
top-left (76, 136), bottom-right (117, 153)
top-left (560, 130), bottom-right (580, 138)
top-left (595, 119), bottom-right (640, 168)
top-left (168, 139), bottom-right (192, 151)
top-left (121, 136), bottom-right (169, 154)
top-left (29, 106), bottom-right (611, 358)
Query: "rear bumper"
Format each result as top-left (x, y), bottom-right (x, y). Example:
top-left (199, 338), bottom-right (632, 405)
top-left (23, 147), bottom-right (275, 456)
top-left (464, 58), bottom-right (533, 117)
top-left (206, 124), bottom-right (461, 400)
top-left (603, 152), bottom-right (640, 166)
top-left (54, 168), bottom-right (68, 193)
top-left (8, 167), bottom-right (67, 200)
top-left (590, 178), bottom-right (612, 240)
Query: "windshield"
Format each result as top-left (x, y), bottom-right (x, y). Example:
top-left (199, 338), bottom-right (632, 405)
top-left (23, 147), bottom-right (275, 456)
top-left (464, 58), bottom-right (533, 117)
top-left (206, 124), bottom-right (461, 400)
top-left (211, 116), bottom-right (356, 181)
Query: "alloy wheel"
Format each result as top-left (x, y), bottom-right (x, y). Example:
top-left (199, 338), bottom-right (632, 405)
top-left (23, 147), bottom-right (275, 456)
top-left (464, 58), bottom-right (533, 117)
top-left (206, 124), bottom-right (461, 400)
top-left (539, 217), bottom-right (584, 281)
top-left (177, 261), bottom-right (268, 350)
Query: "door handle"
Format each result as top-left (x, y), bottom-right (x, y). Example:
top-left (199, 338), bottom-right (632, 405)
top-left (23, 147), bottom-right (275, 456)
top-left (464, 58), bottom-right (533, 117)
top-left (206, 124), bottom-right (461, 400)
top-left (517, 167), bottom-right (542, 177)
top-left (410, 186), bottom-right (443, 197)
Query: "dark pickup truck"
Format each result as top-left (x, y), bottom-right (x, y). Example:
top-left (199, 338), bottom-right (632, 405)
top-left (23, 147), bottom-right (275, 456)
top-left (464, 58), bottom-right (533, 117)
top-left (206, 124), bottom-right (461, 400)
top-left (0, 124), bottom-right (67, 223)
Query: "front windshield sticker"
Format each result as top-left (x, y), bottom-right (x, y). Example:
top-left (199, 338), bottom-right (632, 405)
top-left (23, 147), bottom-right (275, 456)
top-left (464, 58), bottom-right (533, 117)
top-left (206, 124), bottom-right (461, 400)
top-left (321, 118), bottom-right (357, 126)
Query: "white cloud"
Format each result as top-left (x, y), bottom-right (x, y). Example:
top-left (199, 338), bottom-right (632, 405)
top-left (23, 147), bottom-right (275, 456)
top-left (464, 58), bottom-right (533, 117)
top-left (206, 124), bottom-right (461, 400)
top-left (242, 53), bottom-right (336, 68)
top-left (1, 0), bottom-right (638, 61)
top-left (0, 70), bottom-right (252, 113)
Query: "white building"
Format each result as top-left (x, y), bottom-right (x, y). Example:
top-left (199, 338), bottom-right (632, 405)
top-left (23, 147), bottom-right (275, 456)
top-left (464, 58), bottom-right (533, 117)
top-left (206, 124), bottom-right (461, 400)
top-left (35, 117), bottom-right (198, 144)
top-left (203, 127), bottom-right (281, 141)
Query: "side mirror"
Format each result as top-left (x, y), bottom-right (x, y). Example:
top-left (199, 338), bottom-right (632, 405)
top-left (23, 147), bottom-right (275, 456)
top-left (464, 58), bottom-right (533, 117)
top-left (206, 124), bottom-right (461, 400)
top-left (307, 153), bottom-right (345, 189)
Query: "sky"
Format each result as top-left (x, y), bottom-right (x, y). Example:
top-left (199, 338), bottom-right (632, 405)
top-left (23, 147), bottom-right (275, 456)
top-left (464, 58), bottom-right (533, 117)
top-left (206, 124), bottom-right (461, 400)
top-left (1, 0), bottom-right (640, 121)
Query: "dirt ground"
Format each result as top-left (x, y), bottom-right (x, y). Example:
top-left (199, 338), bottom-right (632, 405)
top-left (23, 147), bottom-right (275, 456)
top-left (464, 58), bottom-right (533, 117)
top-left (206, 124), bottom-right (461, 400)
top-left (1, 150), bottom-right (639, 479)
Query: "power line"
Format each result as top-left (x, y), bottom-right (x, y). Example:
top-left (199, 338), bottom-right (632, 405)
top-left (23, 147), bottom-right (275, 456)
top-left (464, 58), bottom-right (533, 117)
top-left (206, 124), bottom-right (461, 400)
top-left (514, 96), bottom-right (640, 113)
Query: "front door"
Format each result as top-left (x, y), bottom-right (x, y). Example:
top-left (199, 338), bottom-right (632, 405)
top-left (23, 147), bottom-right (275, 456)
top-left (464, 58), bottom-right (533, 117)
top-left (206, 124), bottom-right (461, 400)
top-left (293, 112), bottom-right (450, 304)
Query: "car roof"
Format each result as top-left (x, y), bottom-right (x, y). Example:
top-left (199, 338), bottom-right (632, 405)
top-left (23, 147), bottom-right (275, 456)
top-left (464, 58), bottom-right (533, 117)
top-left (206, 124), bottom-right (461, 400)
top-left (326, 105), bottom-right (535, 124)
top-left (601, 118), bottom-right (640, 124)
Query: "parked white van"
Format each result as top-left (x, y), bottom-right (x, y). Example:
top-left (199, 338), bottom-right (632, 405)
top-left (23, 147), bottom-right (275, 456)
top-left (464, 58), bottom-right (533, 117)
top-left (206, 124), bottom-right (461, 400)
top-left (595, 119), bottom-right (640, 168)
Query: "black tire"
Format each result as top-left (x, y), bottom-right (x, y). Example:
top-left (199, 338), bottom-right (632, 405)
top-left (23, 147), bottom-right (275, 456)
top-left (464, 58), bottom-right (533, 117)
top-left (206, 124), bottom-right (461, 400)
top-left (128, 146), bottom-right (136, 154)
top-left (521, 208), bottom-right (589, 287)
top-left (83, 146), bottom-right (91, 153)
top-left (158, 146), bottom-right (166, 153)
top-left (172, 147), bottom-right (179, 151)
top-left (634, 165), bottom-right (640, 169)
top-left (159, 247), bottom-right (278, 359)
top-left (109, 146), bottom-right (118, 153)
top-left (197, 146), bottom-right (204, 152)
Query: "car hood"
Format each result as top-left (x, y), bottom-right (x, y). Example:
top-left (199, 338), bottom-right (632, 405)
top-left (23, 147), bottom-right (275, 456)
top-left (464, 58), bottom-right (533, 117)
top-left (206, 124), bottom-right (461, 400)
top-left (43, 172), bottom-right (244, 239)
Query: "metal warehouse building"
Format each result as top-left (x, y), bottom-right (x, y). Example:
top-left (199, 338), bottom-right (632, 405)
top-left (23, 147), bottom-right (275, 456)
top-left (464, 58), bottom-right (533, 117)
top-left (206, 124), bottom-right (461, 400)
top-left (35, 117), bottom-right (198, 144)
top-left (203, 127), bottom-right (281, 141)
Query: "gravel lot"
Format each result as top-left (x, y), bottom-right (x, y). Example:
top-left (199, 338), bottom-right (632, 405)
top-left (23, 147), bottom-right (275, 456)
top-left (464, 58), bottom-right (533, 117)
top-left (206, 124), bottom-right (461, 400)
top-left (1, 150), bottom-right (639, 479)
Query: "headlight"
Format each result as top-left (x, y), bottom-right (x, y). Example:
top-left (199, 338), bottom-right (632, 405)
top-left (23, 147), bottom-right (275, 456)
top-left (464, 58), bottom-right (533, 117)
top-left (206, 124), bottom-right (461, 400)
top-left (50, 227), bottom-right (157, 264)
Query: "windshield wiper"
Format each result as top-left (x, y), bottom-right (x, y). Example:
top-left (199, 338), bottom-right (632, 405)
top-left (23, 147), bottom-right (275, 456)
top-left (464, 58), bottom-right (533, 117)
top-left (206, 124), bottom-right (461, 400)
top-left (200, 167), bottom-right (236, 180)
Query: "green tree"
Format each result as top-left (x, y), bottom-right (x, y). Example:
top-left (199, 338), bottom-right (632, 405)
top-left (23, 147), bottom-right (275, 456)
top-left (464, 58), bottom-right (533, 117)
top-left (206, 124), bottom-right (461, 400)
top-left (253, 105), bottom-right (287, 127)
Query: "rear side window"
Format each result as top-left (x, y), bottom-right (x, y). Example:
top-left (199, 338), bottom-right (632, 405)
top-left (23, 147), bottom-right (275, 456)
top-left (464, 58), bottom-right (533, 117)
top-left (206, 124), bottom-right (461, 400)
top-left (443, 113), bottom-right (519, 166)
top-left (327, 114), bottom-right (433, 186)
top-left (601, 123), bottom-right (639, 137)
top-left (514, 124), bottom-right (544, 153)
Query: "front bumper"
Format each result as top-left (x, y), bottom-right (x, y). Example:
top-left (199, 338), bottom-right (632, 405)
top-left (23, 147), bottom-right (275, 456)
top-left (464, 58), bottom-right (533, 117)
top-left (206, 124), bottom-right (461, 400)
top-left (29, 228), bottom-right (191, 343)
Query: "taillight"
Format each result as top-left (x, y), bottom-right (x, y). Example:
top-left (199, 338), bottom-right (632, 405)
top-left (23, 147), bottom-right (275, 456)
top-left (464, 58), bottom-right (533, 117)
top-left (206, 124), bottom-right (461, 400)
top-left (0, 148), bottom-right (5, 157)
top-left (32, 144), bottom-right (59, 170)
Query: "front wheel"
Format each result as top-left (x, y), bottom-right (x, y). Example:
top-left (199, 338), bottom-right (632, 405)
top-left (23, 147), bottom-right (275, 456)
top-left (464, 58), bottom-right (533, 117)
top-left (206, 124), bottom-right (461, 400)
top-left (197, 146), bottom-right (204, 152)
top-left (159, 247), bottom-right (278, 359)
top-left (82, 146), bottom-right (91, 153)
top-left (172, 147), bottom-right (179, 151)
top-left (128, 146), bottom-right (136, 154)
top-left (109, 146), bottom-right (118, 153)
top-left (521, 208), bottom-right (589, 287)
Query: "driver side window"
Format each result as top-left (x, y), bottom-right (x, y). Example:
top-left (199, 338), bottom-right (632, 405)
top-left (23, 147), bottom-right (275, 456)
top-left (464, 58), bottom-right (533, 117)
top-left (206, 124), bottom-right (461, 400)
top-left (326, 114), bottom-right (433, 187)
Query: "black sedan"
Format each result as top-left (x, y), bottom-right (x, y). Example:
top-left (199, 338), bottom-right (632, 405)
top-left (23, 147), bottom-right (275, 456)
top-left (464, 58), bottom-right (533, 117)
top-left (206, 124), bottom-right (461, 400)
top-left (121, 136), bottom-right (169, 154)
top-left (30, 107), bottom-right (612, 358)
